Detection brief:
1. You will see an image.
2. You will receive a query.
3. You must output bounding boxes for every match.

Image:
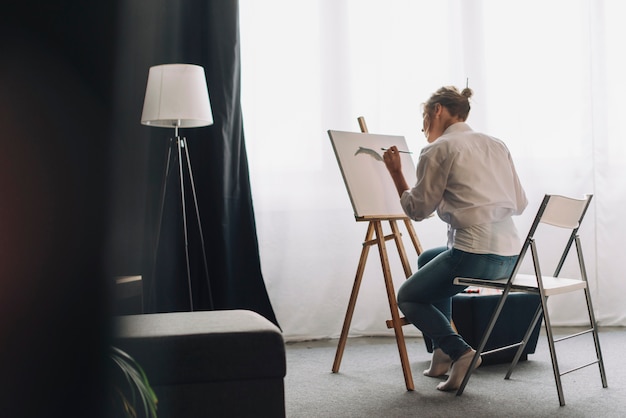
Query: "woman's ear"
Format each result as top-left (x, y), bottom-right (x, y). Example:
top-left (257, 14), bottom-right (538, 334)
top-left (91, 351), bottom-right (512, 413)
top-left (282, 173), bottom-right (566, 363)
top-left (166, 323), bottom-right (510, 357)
top-left (434, 102), bottom-right (443, 117)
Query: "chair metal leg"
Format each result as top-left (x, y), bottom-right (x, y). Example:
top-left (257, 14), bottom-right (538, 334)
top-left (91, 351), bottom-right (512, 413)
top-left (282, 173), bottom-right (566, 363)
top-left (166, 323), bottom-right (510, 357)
top-left (583, 286), bottom-right (608, 388)
top-left (505, 302), bottom-right (543, 379)
top-left (540, 295), bottom-right (566, 406)
top-left (576, 237), bottom-right (608, 388)
top-left (456, 287), bottom-right (512, 397)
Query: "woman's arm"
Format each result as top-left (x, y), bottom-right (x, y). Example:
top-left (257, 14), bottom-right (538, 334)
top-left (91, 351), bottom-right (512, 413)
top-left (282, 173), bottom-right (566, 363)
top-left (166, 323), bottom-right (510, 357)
top-left (382, 146), bottom-right (410, 198)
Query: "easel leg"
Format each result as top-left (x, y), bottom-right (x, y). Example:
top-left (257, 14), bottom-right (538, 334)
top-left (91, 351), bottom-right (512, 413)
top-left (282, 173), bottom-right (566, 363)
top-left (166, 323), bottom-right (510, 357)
top-left (332, 222), bottom-right (375, 373)
top-left (373, 220), bottom-right (415, 391)
top-left (403, 218), bottom-right (423, 255)
top-left (389, 220), bottom-right (412, 278)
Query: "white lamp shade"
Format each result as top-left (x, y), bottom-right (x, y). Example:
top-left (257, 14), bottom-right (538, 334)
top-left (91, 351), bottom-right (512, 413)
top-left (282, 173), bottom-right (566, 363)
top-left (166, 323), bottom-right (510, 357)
top-left (141, 63), bottom-right (213, 128)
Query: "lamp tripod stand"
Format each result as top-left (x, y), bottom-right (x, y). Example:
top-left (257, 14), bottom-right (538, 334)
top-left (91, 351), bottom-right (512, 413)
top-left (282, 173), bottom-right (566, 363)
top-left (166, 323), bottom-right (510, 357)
top-left (151, 127), bottom-right (212, 311)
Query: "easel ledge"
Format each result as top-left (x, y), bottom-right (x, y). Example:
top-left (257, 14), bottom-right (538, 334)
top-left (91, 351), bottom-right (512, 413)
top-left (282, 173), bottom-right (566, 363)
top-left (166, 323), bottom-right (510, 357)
top-left (356, 214), bottom-right (410, 221)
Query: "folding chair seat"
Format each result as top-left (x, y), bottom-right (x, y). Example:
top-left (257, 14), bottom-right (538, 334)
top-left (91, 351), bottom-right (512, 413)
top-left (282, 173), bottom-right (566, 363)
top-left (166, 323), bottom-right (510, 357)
top-left (453, 194), bottom-right (607, 406)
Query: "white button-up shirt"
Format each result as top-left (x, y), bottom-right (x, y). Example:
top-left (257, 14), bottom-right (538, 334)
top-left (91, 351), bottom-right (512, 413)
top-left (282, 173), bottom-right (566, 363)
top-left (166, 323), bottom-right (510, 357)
top-left (400, 122), bottom-right (528, 255)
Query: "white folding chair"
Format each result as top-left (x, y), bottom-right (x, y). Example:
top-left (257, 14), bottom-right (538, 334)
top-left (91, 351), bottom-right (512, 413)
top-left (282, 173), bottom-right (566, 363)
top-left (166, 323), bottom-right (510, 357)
top-left (453, 194), bottom-right (607, 406)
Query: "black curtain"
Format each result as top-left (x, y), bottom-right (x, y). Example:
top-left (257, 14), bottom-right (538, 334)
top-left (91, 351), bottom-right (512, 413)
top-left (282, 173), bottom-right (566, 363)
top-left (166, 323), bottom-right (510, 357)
top-left (109, 0), bottom-right (278, 325)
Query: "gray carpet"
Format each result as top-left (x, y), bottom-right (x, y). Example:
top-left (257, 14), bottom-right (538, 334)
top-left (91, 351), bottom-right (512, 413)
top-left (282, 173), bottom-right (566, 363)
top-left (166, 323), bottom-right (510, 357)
top-left (284, 327), bottom-right (625, 417)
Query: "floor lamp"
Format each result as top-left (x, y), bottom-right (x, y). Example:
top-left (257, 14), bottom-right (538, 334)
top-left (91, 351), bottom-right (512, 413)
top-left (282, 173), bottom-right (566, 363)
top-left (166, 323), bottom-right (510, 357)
top-left (141, 63), bottom-right (214, 311)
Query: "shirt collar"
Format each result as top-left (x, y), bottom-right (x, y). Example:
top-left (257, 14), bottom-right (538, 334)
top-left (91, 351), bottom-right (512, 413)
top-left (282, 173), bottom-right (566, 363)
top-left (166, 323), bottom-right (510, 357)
top-left (443, 122), bottom-right (472, 135)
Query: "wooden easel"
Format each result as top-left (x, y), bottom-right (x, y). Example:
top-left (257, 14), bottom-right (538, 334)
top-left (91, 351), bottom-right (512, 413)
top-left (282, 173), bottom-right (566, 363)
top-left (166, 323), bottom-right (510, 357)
top-left (331, 117), bottom-right (423, 391)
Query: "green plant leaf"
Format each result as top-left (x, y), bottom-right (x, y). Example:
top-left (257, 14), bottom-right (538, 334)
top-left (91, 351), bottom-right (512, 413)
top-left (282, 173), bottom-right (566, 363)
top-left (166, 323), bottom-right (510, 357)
top-left (111, 346), bottom-right (158, 418)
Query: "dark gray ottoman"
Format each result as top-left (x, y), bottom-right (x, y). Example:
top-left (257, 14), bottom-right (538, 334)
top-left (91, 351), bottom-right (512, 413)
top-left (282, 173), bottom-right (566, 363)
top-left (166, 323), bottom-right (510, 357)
top-left (424, 292), bottom-right (542, 365)
top-left (448, 292), bottom-right (542, 364)
top-left (113, 310), bottom-right (285, 418)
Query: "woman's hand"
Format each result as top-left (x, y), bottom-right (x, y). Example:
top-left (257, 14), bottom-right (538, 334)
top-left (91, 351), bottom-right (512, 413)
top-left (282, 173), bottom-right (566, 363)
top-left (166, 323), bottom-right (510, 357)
top-left (383, 146), bottom-right (402, 174)
top-left (383, 146), bottom-right (410, 197)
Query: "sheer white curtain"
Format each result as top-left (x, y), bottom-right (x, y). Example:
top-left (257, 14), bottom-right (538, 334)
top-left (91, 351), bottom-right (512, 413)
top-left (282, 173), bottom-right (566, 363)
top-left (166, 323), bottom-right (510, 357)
top-left (240, 0), bottom-right (626, 341)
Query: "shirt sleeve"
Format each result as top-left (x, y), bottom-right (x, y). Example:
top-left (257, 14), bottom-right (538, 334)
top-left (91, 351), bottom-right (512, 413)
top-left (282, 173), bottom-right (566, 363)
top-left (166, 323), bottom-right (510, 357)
top-left (508, 152), bottom-right (528, 215)
top-left (400, 146), bottom-right (449, 221)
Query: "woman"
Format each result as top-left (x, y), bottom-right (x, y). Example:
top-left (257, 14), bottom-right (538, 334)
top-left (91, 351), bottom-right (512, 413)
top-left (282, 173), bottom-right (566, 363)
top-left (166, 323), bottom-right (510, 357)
top-left (382, 86), bottom-right (528, 391)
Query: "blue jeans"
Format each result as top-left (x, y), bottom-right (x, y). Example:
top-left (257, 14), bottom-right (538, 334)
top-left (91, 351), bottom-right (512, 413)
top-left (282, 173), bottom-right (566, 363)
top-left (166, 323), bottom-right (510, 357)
top-left (397, 246), bottom-right (517, 361)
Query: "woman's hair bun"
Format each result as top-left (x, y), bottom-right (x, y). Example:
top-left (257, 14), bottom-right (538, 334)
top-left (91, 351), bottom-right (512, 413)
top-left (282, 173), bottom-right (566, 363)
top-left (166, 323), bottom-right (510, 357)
top-left (461, 87), bottom-right (473, 99)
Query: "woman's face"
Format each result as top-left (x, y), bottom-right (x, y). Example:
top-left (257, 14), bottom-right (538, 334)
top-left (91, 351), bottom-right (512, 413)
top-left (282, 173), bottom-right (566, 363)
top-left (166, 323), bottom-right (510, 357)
top-left (422, 103), bottom-right (448, 143)
top-left (422, 108), bottom-right (440, 143)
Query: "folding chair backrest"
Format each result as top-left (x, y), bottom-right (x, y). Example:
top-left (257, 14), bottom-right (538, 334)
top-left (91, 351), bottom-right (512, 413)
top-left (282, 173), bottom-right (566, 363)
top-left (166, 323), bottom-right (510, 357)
top-left (540, 194), bottom-right (592, 229)
top-left (508, 194), bottom-right (593, 281)
top-left (537, 194), bottom-right (593, 277)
